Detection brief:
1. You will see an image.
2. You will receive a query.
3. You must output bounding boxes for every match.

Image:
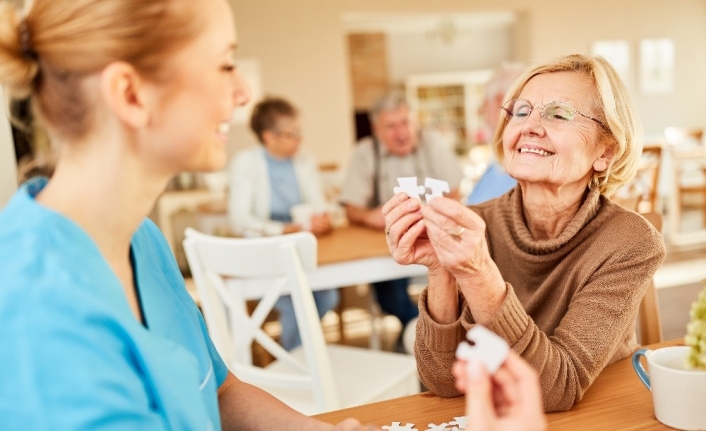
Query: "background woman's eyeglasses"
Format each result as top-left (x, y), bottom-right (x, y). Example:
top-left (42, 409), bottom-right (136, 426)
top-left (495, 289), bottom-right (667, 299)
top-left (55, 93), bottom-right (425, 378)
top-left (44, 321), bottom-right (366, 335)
top-left (273, 129), bottom-right (302, 140)
top-left (501, 98), bottom-right (608, 131)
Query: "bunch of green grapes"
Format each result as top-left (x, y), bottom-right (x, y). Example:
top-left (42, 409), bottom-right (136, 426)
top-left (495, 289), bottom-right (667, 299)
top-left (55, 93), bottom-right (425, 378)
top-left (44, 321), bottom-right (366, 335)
top-left (686, 283), bottom-right (706, 370)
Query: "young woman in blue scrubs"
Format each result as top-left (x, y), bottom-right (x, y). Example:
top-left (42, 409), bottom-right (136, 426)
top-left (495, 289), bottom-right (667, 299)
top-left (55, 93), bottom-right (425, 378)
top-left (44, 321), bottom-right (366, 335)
top-left (0, 0), bottom-right (371, 429)
top-left (0, 0), bottom-right (546, 429)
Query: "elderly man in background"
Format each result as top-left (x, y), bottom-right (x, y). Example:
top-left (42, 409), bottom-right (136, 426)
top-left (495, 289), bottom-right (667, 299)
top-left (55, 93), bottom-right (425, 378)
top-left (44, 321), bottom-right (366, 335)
top-left (339, 91), bottom-right (464, 352)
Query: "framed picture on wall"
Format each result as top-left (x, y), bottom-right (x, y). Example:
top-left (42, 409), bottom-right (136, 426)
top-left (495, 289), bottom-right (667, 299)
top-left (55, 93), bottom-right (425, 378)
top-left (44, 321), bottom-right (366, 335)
top-left (230, 58), bottom-right (263, 125)
top-left (639, 39), bottom-right (674, 95)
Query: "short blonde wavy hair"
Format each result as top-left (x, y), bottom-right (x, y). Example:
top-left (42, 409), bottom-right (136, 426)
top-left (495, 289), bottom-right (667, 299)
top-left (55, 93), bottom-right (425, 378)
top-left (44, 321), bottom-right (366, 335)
top-left (492, 54), bottom-right (643, 197)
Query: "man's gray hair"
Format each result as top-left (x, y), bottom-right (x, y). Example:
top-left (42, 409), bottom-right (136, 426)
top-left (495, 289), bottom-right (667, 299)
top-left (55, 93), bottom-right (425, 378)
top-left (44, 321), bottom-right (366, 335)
top-left (484, 62), bottom-right (526, 101)
top-left (369, 91), bottom-right (409, 125)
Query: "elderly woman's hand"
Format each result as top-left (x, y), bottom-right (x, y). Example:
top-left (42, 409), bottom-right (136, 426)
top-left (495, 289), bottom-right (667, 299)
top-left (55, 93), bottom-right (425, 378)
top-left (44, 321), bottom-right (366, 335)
top-left (382, 193), bottom-right (444, 271)
top-left (310, 212), bottom-right (333, 237)
top-left (420, 197), bottom-right (496, 283)
top-left (421, 197), bottom-right (507, 323)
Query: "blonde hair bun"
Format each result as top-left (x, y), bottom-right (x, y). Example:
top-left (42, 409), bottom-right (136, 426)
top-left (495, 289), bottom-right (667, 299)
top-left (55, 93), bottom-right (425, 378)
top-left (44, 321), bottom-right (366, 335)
top-left (0, 4), bottom-right (39, 98)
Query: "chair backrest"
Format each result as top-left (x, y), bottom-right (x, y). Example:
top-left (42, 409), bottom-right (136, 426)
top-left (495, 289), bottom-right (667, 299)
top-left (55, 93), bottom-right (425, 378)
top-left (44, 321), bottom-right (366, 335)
top-left (612, 144), bottom-right (663, 213)
top-left (182, 228), bottom-right (340, 411)
top-left (637, 212), bottom-right (664, 345)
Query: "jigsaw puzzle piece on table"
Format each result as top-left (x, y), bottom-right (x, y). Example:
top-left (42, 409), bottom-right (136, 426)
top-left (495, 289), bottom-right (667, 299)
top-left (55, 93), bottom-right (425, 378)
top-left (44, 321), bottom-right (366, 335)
top-left (448, 416), bottom-right (468, 429)
top-left (424, 423), bottom-right (450, 431)
top-left (455, 324), bottom-right (509, 375)
top-left (382, 422), bottom-right (418, 431)
top-left (394, 177), bottom-right (426, 201)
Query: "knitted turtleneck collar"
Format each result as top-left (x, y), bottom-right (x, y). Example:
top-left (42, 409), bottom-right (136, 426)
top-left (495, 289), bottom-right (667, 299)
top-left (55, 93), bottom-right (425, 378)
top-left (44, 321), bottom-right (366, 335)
top-left (507, 185), bottom-right (604, 255)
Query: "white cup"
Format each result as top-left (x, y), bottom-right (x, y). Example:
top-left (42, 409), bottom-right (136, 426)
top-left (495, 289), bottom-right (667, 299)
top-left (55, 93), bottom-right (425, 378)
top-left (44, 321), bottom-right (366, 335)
top-left (632, 346), bottom-right (706, 430)
top-left (290, 204), bottom-right (316, 231)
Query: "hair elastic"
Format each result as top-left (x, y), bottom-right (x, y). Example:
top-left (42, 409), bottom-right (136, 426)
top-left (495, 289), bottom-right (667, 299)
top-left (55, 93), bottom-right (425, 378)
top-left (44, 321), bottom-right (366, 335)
top-left (18, 19), bottom-right (37, 61)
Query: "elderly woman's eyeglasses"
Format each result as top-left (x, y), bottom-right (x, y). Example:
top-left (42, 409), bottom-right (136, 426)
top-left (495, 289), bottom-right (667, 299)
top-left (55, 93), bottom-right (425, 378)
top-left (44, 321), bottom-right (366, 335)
top-left (501, 98), bottom-right (608, 131)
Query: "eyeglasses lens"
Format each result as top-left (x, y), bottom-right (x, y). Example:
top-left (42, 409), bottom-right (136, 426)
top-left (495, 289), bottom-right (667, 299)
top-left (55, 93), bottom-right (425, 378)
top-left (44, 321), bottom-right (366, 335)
top-left (543, 102), bottom-right (576, 122)
top-left (276, 130), bottom-right (301, 140)
top-left (502, 99), bottom-right (530, 121)
top-left (503, 99), bottom-right (578, 124)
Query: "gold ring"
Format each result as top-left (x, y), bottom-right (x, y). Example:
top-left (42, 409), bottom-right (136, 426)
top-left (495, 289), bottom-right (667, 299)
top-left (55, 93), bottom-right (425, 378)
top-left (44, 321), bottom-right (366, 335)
top-left (385, 227), bottom-right (390, 236)
top-left (450, 226), bottom-right (465, 240)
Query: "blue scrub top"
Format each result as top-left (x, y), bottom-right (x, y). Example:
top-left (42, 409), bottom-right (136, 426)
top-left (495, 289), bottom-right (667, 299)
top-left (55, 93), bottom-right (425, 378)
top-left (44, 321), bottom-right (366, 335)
top-left (0, 178), bottom-right (228, 431)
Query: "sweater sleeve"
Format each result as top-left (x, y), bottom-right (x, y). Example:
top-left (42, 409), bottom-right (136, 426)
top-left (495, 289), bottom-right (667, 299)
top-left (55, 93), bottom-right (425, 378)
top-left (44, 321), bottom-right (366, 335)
top-left (504, 236), bottom-right (663, 411)
top-left (228, 150), bottom-right (285, 236)
top-left (296, 153), bottom-right (327, 207)
top-left (415, 226), bottom-right (665, 412)
top-left (338, 141), bottom-right (374, 208)
top-left (414, 287), bottom-right (469, 397)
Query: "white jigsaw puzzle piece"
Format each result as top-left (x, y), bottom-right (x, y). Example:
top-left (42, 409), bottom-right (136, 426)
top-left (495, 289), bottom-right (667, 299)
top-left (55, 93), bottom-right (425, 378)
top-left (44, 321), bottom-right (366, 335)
top-left (449, 416), bottom-right (468, 429)
top-left (455, 325), bottom-right (509, 375)
top-left (394, 177), bottom-right (426, 201)
top-left (424, 423), bottom-right (450, 431)
top-left (382, 422), bottom-right (418, 431)
top-left (424, 177), bottom-right (450, 203)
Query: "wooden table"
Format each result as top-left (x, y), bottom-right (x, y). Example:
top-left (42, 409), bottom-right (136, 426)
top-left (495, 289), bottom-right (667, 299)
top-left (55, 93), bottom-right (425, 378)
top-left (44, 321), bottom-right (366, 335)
top-left (317, 224), bottom-right (394, 265)
top-left (314, 339), bottom-right (683, 430)
top-left (221, 225), bottom-right (427, 296)
top-left (308, 225), bottom-right (428, 290)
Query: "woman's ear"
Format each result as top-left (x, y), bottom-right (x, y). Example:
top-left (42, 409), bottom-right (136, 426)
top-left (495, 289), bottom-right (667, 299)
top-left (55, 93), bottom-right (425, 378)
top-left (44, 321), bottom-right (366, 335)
top-left (261, 129), bottom-right (276, 146)
top-left (99, 62), bottom-right (152, 128)
top-left (594, 141), bottom-right (616, 173)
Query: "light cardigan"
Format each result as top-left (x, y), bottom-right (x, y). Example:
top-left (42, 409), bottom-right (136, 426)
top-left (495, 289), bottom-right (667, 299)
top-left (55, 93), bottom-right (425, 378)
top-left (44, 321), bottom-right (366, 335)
top-left (228, 146), bottom-right (326, 236)
top-left (415, 186), bottom-right (666, 412)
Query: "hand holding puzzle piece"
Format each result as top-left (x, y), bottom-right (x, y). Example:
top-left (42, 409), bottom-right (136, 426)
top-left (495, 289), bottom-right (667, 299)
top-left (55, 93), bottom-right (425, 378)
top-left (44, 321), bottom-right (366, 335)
top-left (393, 177), bottom-right (450, 203)
top-left (455, 325), bottom-right (510, 375)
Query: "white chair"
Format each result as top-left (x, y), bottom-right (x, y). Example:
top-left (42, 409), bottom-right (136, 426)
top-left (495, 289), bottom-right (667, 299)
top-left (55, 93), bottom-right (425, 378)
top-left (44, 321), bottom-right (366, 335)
top-left (665, 127), bottom-right (706, 228)
top-left (183, 228), bottom-right (419, 415)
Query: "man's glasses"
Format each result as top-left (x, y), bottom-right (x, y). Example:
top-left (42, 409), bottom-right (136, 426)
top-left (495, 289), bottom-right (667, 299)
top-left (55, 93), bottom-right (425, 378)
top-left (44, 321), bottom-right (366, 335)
top-left (273, 129), bottom-right (302, 140)
top-left (501, 98), bottom-right (608, 131)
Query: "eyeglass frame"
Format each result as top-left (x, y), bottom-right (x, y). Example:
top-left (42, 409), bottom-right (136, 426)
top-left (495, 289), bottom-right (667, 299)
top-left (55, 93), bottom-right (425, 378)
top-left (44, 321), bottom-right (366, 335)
top-left (501, 98), bottom-right (609, 132)
top-left (272, 129), bottom-right (302, 140)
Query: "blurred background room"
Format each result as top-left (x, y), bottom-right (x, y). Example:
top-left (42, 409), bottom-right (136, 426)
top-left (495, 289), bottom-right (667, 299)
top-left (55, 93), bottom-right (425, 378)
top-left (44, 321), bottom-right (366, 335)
top-left (3, 0), bottom-right (706, 351)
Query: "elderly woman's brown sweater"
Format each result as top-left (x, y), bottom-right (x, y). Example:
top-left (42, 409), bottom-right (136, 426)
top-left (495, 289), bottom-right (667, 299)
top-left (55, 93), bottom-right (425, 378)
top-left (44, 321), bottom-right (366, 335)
top-left (415, 186), bottom-right (665, 412)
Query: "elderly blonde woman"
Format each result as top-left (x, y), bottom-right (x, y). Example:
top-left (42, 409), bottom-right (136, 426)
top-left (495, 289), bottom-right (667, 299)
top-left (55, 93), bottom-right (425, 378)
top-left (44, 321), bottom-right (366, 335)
top-left (382, 54), bottom-right (665, 412)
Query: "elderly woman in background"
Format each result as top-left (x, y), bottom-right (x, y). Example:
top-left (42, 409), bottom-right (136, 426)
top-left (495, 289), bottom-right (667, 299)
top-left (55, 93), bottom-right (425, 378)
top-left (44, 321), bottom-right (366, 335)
top-left (382, 54), bottom-right (665, 412)
top-left (228, 97), bottom-right (339, 351)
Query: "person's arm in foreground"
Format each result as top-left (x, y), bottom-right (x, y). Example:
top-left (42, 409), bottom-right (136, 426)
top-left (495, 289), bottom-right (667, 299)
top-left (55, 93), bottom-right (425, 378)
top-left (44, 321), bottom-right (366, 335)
top-left (218, 372), bottom-right (382, 431)
top-left (453, 351), bottom-right (546, 431)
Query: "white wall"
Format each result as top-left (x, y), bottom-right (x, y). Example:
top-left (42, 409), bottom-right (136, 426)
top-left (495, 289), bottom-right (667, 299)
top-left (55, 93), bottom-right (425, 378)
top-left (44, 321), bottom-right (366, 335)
top-left (228, 1), bottom-right (355, 166)
top-left (0, 89), bottom-right (17, 208)
top-left (387, 25), bottom-right (513, 84)
top-left (229, 0), bottom-right (706, 168)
